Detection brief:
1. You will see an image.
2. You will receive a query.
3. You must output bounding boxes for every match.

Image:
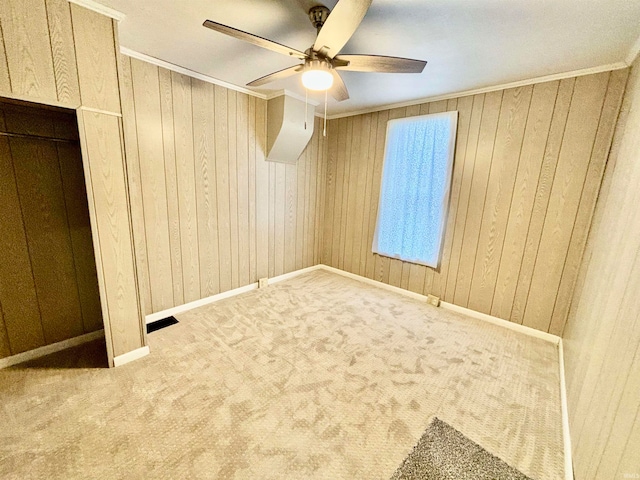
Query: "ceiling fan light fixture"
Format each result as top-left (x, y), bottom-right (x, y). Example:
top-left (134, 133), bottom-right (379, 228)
top-left (301, 61), bottom-right (334, 91)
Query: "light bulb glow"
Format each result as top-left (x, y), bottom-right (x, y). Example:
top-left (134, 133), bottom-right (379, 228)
top-left (302, 69), bottom-right (333, 91)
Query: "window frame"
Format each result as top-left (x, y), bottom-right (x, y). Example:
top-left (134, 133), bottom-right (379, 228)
top-left (372, 110), bottom-right (458, 270)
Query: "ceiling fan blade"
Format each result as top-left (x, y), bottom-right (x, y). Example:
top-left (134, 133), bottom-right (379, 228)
top-left (330, 70), bottom-right (349, 102)
top-left (246, 65), bottom-right (304, 87)
top-left (203, 20), bottom-right (308, 60)
top-left (313, 0), bottom-right (372, 58)
top-left (334, 55), bottom-right (427, 73)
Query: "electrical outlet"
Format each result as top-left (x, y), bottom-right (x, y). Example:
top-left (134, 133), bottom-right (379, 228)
top-left (427, 294), bottom-right (440, 307)
top-left (258, 277), bottom-right (269, 288)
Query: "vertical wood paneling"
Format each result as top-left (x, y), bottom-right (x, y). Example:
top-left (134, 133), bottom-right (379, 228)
top-left (510, 78), bottom-right (575, 324)
top-left (454, 90), bottom-right (503, 305)
top-left (0, 302), bottom-right (10, 358)
top-left (78, 111), bottom-right (143, 357)
top-left (522, 72), bottom-right (610, 331)
top-left (57, 142), bottom-right (103, 333)
top-left (172, 72), bottom-right (200, 303)
top-left (444, 94), bottom-right (484, 301)
top-left (274, 162), bottom-right (286, 276)
top-left (548, 69), bottom-right (628, 335)
top-left (116, 53), bottom-right (152, 315)
top-left (366, 110), bottom-right (388, 280)
top-left (44, 0), bottom-right (80, 105)
top-left (158, 69), bottom-right (183, 306)
top-left (433, 95), bottom-right (472, 299)
top-left (563, 59), bottom-right (640, 479)
top-left (70, 5), bottom-right (120, 113)
top-left (236, 93), bottom-right (250, 285)
top-left (467, 86), bottom-right (532, 313)
top-left (0, 22), bottom-right (11, 95)
top-left (130, 60), bottom-right (173, 312)
top-left (227, 90), bottom-right (240, 289)
top-left (123, 63), bottom-right (325, 314)
top-left (0, 1), bottom-right (146, 364)
top-left (192, 79), bottom-right (220, 297)
top-left (0, 0), bottom-right (57, 100)
top-left (285, 162), bottom-right (297, 273)
top-left (491, 81), bottom-right (558, 319)
top-left (255, 98), bottom-right (269, 280)
top-left (0, 137), bottom-right (44, 353)
top-left (321, 70), bottom-right (626, 335)
top-left (11, 138), bottom-right (84, 344)
top-left (248, 96), bottom-right (257, 282)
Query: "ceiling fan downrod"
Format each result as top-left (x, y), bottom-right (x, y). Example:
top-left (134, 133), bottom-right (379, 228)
top-left (308, 6), bottom-right (330, 33)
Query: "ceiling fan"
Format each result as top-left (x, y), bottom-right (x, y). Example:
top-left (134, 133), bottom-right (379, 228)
top-left (203, 0), bottom-right (427, 102)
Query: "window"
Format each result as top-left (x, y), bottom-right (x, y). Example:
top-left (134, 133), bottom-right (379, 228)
top-left (373, 111), bottom-right (458, 268)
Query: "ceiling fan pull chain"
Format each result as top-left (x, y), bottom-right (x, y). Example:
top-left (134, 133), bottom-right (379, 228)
top-left (305, 87), bottom-right (308, 130)
top-left (323, 89), bottom-right (328, 137)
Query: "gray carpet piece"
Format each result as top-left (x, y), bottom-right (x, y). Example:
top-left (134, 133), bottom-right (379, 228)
top-left (391, 417), bottom-right (534, 480)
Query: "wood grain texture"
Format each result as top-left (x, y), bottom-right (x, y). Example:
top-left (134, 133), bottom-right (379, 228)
top-left (0, 1), bottom-right (146, 363)
top-left (467, 86), bottom-right (532, 313)
top-left (191, 79), bottom-right (220, 297)
top-left (0, 103), bottom-right (103, 359)
top-left (0, 21), bottom-right (11, 95)
top-left (11, 137), bottom-right (84, 344)
top-left (0, 301), bottom-right (10, 358)
top-left (255, 98), bottom-right (269, 280)
top-left (522, 72), bottom-right (610, 331)
top-left (70, 5), bottom-right (120, 113)
top-left (44, 0), bottom-right (80, 105)
top-left (0, 0), bottom-right (57, 100)
top-left (57, 142), bottom-right (103, 333)
top-left (548, 69), bottom-right (628, 336)
top-left (563, 59), bottom-right (640, 479)
top-left (78, 111), bottom-right (143, 357)
top-left (321, 70), bottom-right (626, 334)
top-left (130, 59), bottom-right (173, 312)
top-left (159, 69), bottom-right (183, 306)
top-left (491, 81), bottom-right (558, 319)
top-left (120, 61), bottom-right (325, 314)
top-left (0, 137), bottom-right (45, 354)
top-left (510, 78), bottom-right (575, 325)
top-left (116, 53), bottom-right (152, 315)
top-left (171, 72), bottom-right (200, 302)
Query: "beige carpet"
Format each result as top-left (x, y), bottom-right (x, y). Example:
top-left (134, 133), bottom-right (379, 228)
top-left (0, 269), bottom-right (563, 479)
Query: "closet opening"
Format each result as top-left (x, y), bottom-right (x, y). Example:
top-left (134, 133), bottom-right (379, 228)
top-left (0, 98), bottom-right (107, 368)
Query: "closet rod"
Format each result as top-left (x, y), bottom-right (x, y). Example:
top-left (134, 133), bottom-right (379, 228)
top-left (0, 131), bottom-right (78, 144)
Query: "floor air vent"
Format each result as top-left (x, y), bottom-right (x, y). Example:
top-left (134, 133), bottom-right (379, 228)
top-left (147, 316), bottom-right (179, 334)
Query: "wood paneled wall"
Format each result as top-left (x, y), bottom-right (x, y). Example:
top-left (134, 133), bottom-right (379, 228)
top-left (0, 0), bottom-right (146, 365)
top-left (321, 69), bottom-right (627, 335)
top-left (118, 57), bottom-right (327, 314)
top-left (563, 58), bottom-right (640, 479)
top-left (0, 103), bottom-right (102, 359)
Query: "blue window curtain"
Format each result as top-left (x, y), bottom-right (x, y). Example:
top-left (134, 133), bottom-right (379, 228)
top-left (373, 111), bottom-right (458, 268)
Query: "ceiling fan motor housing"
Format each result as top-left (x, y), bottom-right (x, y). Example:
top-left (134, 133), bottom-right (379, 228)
top-left (309, 6), bottom-right (330, 32)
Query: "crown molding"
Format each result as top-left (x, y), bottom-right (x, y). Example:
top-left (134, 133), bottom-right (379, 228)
top-left (326, 61), bottom-right (628, 120)
top-left (120, 47), bottom-right (268, 99)
top-left (67, 0), bottom-right (125, 21)
top-left (626, 34), bottom-right (640, 66)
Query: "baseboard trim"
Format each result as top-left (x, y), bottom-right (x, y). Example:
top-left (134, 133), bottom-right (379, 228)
top-left (146, 283), bottom-right (259, 324)
top-left (147, 264), bottom-right (561, 345)
top-left (558, 339), bottom-right (574, 480)
top-left (113, 345), bottom-right (150, 367)
top-left (145, 265), bottom-right (324, 325)
top-left (0, 330), bottom-right (105, 370)
top-left (267, 264), bottom-right (323, 284)
top-left (439, 301), bottom-right (560, 344)
top-left (318, 265), bottom-right (560, 344)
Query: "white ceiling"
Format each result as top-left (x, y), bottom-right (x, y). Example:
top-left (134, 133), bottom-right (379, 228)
top-left (97, 0), bottom-right (640, 116)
